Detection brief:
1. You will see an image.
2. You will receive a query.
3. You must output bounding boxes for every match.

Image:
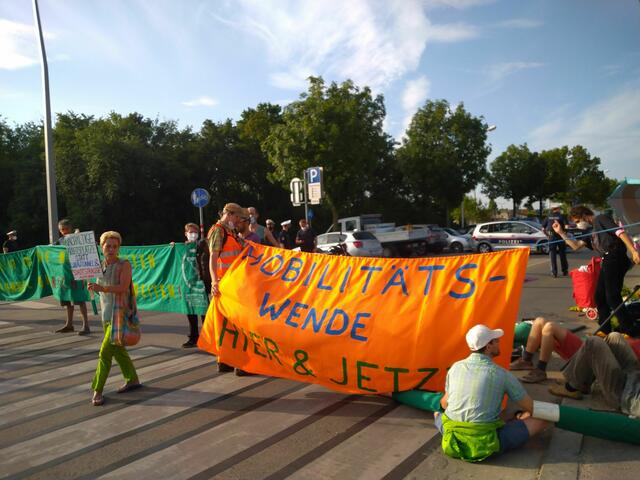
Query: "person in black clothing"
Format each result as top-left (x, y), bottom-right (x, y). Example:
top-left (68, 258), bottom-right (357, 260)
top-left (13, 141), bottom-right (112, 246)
top-left (278, 220), bottom-right (294, 249)
top-left (3, 230), bottom-right (18, 253)
top-left (542, 206), bottom-right (568, 277)
top-left (553, 205), bottom-right (640, 335)
top-left (295, 218), bottom-right (317, 253)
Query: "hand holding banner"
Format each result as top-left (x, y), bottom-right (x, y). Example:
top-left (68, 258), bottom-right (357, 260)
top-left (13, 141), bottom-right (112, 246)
top-left (198, 245), bottom-right (529, 394)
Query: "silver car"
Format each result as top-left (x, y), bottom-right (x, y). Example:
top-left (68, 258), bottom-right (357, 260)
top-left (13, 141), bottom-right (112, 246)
top-left (316, 231), bottom-right (384, 257)
top-left (442, 227), bottom-right (476, 253)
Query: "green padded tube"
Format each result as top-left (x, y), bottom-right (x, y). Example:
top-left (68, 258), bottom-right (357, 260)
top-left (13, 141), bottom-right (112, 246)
top-left (556, 405), bottom-right (640, 445)
top-left (513, 322), bottom-right (533, 348)
top-left (392, 390), bottom-right (444, 412)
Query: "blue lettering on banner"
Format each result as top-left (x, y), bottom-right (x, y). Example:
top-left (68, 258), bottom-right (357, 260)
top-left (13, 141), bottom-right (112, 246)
top-left (449, 263), bottom-right (477, 299)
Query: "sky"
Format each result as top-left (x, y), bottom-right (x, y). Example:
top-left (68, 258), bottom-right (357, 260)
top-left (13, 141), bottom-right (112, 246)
top-left (1, 0), bottom-right (639, 189)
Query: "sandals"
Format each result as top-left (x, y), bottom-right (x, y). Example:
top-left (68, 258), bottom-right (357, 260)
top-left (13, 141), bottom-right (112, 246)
top-left (117, 382), bottom-right (142, 394)
top-left (92, 393), bottom-right (104, 406)
top-left (55, 325), bottom-right (74, 333)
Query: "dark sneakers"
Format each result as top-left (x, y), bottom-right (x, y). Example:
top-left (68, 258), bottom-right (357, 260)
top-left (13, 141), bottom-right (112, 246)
top-left (217, 362), bottom-right (234, 373)
top-left (182, 339), bottom-right (198, 348)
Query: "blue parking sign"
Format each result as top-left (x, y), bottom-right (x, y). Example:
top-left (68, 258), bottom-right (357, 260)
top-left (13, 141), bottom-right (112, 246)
top-left (191, 188), bottom-right (210, 208)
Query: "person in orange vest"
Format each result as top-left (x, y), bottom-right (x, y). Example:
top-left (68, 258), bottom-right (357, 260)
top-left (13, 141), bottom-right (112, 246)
top-left (207, 202), bottom-right (244, 373)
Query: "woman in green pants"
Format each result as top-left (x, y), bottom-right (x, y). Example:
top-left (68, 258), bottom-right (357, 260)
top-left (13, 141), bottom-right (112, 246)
top-left (88, 231), bottom-right (141, 406)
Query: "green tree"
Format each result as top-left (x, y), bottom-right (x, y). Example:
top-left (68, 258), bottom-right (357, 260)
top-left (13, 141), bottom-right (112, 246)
top-left (526, 147), bottom-right (570, 218)
top-left (484, 143), bottom-right (538, 217)
top-left (263, 77), bottom-right (394, 226)
top-left (552, 145), bottom-right (614, 207)
top-left (396, 100), bottom-right (491, 225)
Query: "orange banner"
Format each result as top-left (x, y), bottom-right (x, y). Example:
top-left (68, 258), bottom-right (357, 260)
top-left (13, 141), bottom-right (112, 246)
top-left (198, 244), bottom-right (529, 394)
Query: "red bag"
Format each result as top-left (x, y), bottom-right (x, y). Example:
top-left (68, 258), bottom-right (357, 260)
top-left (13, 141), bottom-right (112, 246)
top-left (570, 256), bottom-right (601, 309)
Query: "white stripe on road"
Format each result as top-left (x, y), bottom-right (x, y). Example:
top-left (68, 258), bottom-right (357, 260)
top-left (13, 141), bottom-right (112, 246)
top-left (0, 373), bottom-right (265, 477)
top-left (0, 331), bottom-right (53, 346)
top-left (97, 385), bottom-right (348, 480)
top-left (0, 346), bottom-right (168, 395)
top-left (0, 335), bottom-right (92, 358)
top-left (287, 405), bottom-right (439, 480)
top-left (0, 353), bottom-right (213, 426)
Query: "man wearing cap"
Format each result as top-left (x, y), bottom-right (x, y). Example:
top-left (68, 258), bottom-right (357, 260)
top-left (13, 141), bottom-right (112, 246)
top-left (434, 324), bottom-right (549, 462)
top-left (206, 203), bottom-right (244, 373)
top-left (278, 220), bottom-right (294, 249)
top-left (542, 205), bottom-right (568, 277)
top-left (295, 218), bottom-right (317, 253)
top-left (3, 230), bottom-right (18, 253)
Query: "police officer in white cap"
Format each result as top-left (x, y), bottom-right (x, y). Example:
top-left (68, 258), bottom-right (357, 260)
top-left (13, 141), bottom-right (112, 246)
top-left (278, 220), bottom-right (293, 249)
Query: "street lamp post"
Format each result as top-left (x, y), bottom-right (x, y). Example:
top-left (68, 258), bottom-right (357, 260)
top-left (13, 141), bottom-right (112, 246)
top-left (461, 124), bottom-right (497, 228)
top-left (32, 0), bottom-right (59, 244)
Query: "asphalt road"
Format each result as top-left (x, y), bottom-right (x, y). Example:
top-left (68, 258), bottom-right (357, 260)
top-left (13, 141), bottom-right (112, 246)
top-left (1, 249), bottom-right (638, 479)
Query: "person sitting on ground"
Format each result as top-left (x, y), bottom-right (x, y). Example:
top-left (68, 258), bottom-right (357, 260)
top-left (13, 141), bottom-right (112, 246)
top-left (55, 219), bottom-right (90, 335)
top-left (511, 317), bottom-right (640, 384)
top-left (434, 324), bottom-right (549, 462)
top-left (548, 333), bottom-right (640, 417)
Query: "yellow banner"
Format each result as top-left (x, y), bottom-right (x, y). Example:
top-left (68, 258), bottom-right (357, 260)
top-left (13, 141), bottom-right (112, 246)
top-left (198, 244), bottom-right (529, 394)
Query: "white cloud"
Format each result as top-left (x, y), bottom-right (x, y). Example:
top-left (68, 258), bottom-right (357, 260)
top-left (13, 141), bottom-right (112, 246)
top-left (425, 0), bottom-right (495, 9)
top-left (496, 18), bottom-right (542, 29)
top-left (402, 76), bottom-right (431, 111)
top-left (529, 85), bottom-right (640, 180)
top-left (0, 19), bottom-right (38, 70)
top-left (426, 22), bottom-right (480, 42)
top-left (182, 96), bottom-right (218, 107)
top-left (214, 0), bottom-right (478, 91)
top-left (400, 76), bottom-right (431, 138)
top-left (486, 61), bottom-right (544, 83)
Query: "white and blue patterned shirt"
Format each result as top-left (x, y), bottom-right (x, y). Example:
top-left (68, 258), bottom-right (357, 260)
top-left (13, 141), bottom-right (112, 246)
top-left (444, 353), bottom-right (526, 423)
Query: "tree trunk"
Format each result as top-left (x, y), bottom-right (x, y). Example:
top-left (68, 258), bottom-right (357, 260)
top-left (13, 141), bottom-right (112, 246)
top-left (539, 199), bottom-right (544, 219)
top-left (512, 199), bottom-right (517, 218)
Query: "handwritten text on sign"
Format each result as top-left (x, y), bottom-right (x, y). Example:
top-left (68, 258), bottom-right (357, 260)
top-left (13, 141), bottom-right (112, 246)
top-left (198, 244), bottom-right (529, 393)
top-left (60, 231), bottom-right (103, 280)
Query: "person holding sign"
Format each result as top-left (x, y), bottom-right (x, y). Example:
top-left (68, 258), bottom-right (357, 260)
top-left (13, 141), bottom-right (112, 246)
top-left (55, 219), bottom-right (90, 335)
top-left (88, 231), bottom-right (141, 406)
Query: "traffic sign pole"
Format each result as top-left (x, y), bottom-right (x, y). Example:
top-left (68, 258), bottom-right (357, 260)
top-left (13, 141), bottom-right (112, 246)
top-left (303, 170), bottom-right (309, 226)
top-left (190, 188), bottom-right (210, 239)
top-left (199, 207), bottom-right (204, 238)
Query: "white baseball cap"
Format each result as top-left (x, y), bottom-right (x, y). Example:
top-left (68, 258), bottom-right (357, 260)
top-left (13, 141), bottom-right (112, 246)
top-left (466, 324), bottom-right (504, 351)
top-left (281, 219), bottom-right (291, 226)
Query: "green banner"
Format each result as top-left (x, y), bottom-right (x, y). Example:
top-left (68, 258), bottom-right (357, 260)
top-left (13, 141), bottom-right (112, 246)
top-left (0, 244), bottom-right (209, 315)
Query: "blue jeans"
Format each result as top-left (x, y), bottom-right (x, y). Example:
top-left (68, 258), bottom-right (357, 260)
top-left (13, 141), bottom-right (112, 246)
top-left (434, 413), bottom-right (530, 454)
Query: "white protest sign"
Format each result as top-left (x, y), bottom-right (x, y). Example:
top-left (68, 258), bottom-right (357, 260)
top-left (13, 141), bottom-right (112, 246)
top-left (60, 231), bottom-right (103, 280)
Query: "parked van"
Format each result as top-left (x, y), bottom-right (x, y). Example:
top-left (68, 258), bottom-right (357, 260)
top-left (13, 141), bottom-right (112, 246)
top-left (472, 220), bottom-right (549, 254)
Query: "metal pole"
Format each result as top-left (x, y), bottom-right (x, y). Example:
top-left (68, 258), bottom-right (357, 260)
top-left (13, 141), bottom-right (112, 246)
top-left (461, 199), bottom-right (465, 228)
top-left (32, 0), bottom-right (59, 244)
top-left (303, 169), bottom-right (309, 226)
top-left (199, 207), bottom-right (204, 239)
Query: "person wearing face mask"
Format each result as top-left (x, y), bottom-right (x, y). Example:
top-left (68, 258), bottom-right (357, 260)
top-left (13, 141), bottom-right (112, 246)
top-left (181, 223), bottom-right (211, 348)
top-left (542, 206), bottom-right (569, 277)
top-left (553, 205), bottom-right (640, 336)
top-left (295, 218), bottom-right (317, 253)
top-left (3, 230), bottom-right (18, 253)
top-left (206, 203), bottom-right (244, 372)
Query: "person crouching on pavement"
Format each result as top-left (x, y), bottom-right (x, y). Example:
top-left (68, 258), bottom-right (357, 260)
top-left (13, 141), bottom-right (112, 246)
top-left (434, 324), bottom-right (549, 462)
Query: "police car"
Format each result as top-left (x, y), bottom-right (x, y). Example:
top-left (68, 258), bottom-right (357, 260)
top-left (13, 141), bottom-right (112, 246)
top-left (472, 220), bottom-right (549, 254)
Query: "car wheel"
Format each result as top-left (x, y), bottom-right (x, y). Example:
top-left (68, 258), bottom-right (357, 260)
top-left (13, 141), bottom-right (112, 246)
top-left (450, 242), bottom-right (463, 253)
top-left (537, 242), bottom-right (549, 255)
top-left (477, 243), bottom-right (492, 253)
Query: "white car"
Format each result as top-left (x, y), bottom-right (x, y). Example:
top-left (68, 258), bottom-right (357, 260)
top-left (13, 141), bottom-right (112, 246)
top-left (472, 221), bottom-right (549, 254)
top-left (316, 231), bottom-right (384, 257)
top-left (442, 227), bottom-right (476, 253)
